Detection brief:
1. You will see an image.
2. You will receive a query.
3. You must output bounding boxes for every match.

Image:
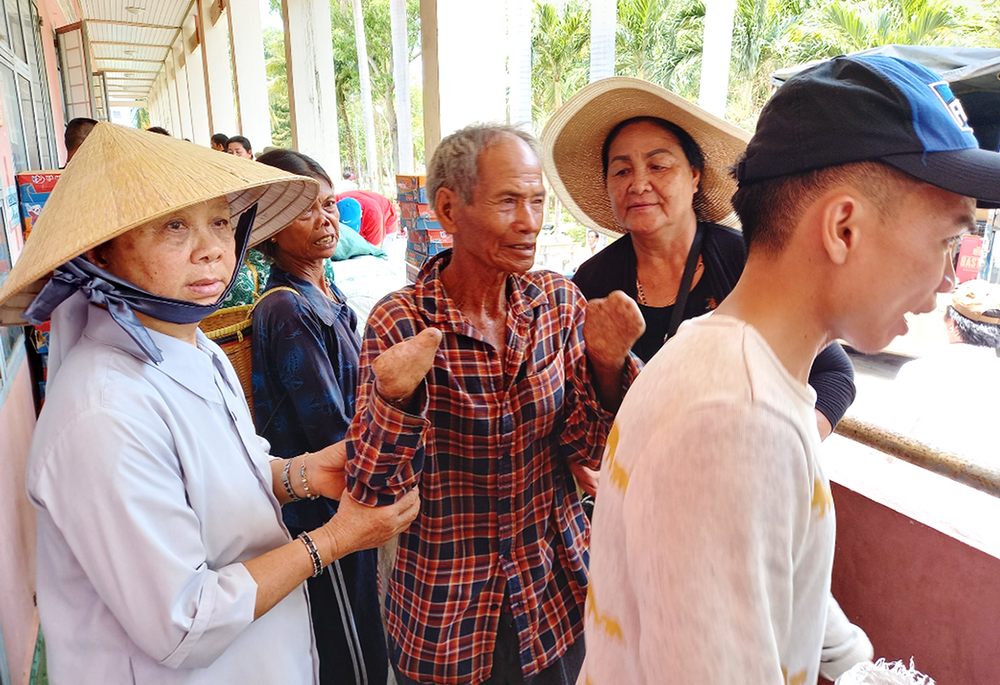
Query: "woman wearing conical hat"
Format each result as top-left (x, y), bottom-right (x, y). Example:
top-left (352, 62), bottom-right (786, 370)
top-left (0, 123), bottom-right (426, 683)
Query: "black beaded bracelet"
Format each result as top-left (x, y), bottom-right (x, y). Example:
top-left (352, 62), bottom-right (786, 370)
top-left (298, 531), bottom-right (323, 577)
top-left (282, 459), bottom-right (301, 502)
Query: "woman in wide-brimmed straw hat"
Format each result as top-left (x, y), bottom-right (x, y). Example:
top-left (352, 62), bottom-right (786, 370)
top-left (542, 77), bottom-right (856, 441)
top-left (0, 123), bottom-right (420, 684)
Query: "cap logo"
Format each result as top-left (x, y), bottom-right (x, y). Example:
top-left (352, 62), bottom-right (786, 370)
top-left (929, 81), bottom-right (973, 132)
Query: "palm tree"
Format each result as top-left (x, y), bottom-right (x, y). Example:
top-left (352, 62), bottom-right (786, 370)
top-left (532, 0), bottom-right (591, 234)
top-left (133, 107), bottom-right (151, 130)
top-left (532, 1), bottom-right (590, 127)
top-left (812, 0), bottom-right (963, 52)
top-left (615, 0), bottom-right (703, 96)
top-left (727, 0), bottom-right (807, 127)
top-left (262, 26), bottom-right (292, 148)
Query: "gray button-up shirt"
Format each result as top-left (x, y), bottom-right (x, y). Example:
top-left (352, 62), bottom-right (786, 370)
top-left (27, 303), bottom-right (317, 684)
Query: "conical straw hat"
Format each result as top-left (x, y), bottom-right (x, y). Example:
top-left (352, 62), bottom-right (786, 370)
top-left (0, 122), bottom-right (318, 325)
top-left (541, 77), bottom-right (751, 234)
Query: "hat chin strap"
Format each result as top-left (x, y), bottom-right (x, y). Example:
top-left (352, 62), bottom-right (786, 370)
top-left (22, 204), bottom-right (258, 364)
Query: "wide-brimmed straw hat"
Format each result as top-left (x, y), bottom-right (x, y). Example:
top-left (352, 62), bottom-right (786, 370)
top-left (951, 279), bottom-right (1000, 325)
top-left (0, 122), bottom-right (318, 325)
top-left (541, 77), bottom-right (751, 234)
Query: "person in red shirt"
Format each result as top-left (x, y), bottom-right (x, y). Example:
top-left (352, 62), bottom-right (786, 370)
top-left (336, 190), bottom-right (399, 247)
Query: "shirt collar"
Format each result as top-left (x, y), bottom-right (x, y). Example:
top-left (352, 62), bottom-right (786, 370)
top-left (268, 266), bottom-right (347, 327)
top-left (83, 304), bottom-right (224, 404)
top-left (414, 251), bottom-right (548, 331)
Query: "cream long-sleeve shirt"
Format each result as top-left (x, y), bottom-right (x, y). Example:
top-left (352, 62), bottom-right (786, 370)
top-left (580, 316), bottom-right (836, 685)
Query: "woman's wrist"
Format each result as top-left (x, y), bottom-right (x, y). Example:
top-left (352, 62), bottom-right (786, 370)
top-left (283, 454), bottom-right (320, 502)
top-left (314, 520), bottom-right (341, 568)
top-left (281, 458), bottom-right (301, 502)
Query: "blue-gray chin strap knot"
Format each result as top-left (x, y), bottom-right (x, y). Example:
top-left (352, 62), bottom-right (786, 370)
top-left (23, 203), bottom-right (258, 364)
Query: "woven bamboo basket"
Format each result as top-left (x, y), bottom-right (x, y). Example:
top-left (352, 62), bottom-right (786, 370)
top-left (200, 304), bottom-right (255, 418)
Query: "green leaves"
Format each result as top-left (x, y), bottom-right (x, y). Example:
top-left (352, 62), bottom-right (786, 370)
top-left (532, 1), bottom-right (591, 125)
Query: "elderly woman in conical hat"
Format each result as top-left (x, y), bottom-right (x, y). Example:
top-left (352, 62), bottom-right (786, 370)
top-left (542, 78), bottom-right (856, 444)
top-left (0, 123), bottom-right (428, 683)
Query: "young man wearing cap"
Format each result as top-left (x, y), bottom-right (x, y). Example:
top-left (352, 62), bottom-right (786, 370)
top-left (580, 56), bottom-right (999, 684)
top-left (886, 279), bottom-right (1000, 459)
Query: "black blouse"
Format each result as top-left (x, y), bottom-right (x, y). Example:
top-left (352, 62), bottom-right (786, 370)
top-left (573, 222), bottom-right (856, 425)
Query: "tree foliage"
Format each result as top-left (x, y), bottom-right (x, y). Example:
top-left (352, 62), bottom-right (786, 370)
top-left (811, 0), bottom-right (962, 51)
top-left (263, 0), bottom-right (420, 172)
top-left (261, 0), bottom-right (999, 173)
top-left (532, 1), bottom-right (591, 127)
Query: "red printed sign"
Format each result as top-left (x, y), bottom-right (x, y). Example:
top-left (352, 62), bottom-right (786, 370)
top-left (955, 235), bottom-right (983, 284)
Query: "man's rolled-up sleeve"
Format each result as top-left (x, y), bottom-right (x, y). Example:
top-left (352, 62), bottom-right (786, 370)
top-left (346, 300), bottom-right (431, 506)
top-left (560, 294), bottom-right (642, 470)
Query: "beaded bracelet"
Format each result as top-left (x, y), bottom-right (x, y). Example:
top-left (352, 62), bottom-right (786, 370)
top-left (299, 454), bottom-right (319, 500)
top-left (298, 531), bottom-right (323, 577)
top-left (282, 459), bottom-right (301, 502)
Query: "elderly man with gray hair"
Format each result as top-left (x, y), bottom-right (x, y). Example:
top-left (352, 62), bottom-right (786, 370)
top-left (345, 123), bottom-right (645, 685)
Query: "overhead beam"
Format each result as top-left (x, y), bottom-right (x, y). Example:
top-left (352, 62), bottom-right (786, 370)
top-left (84, 20), bottom-right (180, 30)
top-left (93, 58), bottom-right (165, 65)
top-left (89, 41), bottom-right (173, 49)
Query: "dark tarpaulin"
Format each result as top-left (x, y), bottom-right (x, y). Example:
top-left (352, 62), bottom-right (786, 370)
top-left (770, 45), bottom-right (1000, 152)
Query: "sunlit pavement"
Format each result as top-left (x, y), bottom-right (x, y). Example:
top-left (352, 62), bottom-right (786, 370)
top-left (822, 343), bottom-right (1000, 560)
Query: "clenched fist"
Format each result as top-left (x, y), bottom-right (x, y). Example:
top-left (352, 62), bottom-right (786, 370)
top-left (584, 291), bottom-right (645, 371)
top-left (372, 327), bottom-right (443, 407)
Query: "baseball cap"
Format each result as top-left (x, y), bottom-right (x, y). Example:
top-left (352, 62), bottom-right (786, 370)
top-left (737, 55), bottom-right (1000, 205)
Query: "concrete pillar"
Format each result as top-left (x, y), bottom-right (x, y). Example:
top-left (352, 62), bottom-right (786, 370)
top-left (182, 12), bottom-right (211, 144)
top-left (198, 0), bottom-right (238, 137)
top-left (699, 0), bottom-right (736, 118)
top-left (419, 0), bottom-right (506, 161)
top-left (283, 0), bottom-right (340, 174)
top-left (165, 57), bottom-right (186, 139)
top-left (507, 0), bottom-right (532, 128)
top-left (351, 0), bottom-right (378, 189)
top-left (160, 75), bottom-right (175, 134)
top-left (164, 60), bottom-right (182, 137)
top-left (172, 40), bottom-right (194, 140)
top-left (589, 0), bottom-right (616, 82)
top-left (390, 0), bottom-right (413, 174)
top-left (227, 0), bottom-right (272, 148)
top-left (151, 80), bottom-right (166, 130)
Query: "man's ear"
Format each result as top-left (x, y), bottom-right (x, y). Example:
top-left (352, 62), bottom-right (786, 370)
top-left (819, 192), bottom-right (863, 266)
top-left (434, 187), bottom-right (461, 236)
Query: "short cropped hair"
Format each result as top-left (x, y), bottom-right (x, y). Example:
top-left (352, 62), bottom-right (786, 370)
top-left (147, 126), bottom-right (170, 136)
top-left (65, 117), bottom-right (97, 157)
top-left (731, 161), bottom-right (924, 255)
top-left (228, 135), bottom-right (252, 153)
top-left (427, 123), bottom-right (540, 209)
top-left (946, 305), bottom-right (1000, 348)
top-left (211, 133), bottom-right (229, 148)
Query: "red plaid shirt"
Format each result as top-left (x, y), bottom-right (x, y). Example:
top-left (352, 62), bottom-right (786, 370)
top-left (346, 253), bottom-right (638, 684)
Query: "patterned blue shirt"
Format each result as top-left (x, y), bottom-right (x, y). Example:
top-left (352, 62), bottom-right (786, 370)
top-left (251, 266), bottom-right (361, 531)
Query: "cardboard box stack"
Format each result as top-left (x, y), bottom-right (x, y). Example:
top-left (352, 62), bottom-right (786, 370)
top-left (16, 170), bottom-right (61, 404)
top-left (17, 170), bottom-right (61, 242)
top-left (397, 174), bottom-right (452, 283)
